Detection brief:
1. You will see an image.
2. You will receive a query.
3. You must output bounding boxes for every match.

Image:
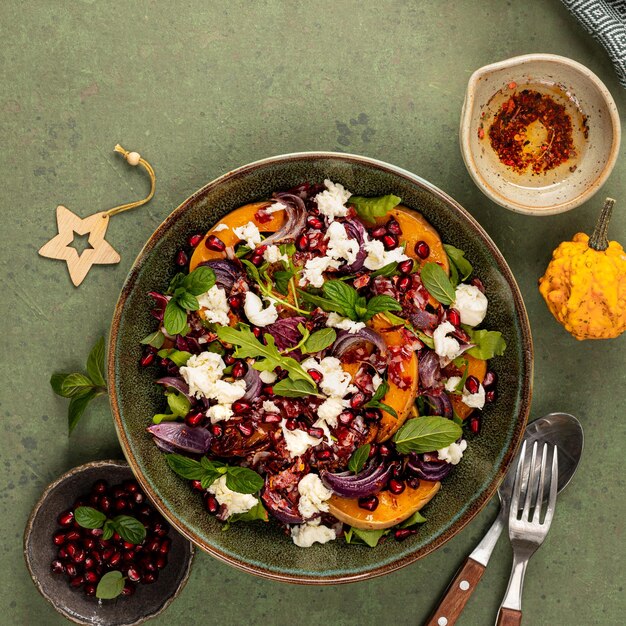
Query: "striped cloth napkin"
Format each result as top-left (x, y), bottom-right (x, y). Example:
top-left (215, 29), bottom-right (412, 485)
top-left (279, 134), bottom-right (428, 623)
top-left (561, 0), bottom-right (626, 87)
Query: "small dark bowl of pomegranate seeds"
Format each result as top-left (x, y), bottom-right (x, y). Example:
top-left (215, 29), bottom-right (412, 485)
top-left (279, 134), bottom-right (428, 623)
top-left (24, 460), bottom-right (194, 626)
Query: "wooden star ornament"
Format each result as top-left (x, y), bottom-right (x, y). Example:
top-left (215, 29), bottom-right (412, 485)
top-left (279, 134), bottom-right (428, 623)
top-left (38, 205), bottom-right (121, 286)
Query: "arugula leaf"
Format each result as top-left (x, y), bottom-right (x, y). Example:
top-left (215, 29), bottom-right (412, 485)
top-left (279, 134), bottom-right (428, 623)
top-left (68, 389), bottom-right (99, 434)
top-left (348, 445), bottom-right (371, 474)
top-left (96, 570), bottom-right (125, 600)
top-left (273, 378), bottom-right (322, 398)
top-left (86, 337), bottom-right (106, 387)
top-left (163, 299), bottom-right (188, 335)
top-left (322, 280), bottom-right (358, 318)
top-left (399, 510), bottom-right (427, 528)
top-left (302, 328), bottom-right (336, 354)
top-left (362, 295), bottom-right (402, 321)
top-left (393, 416), bottom-right (462, 454)
top-left (140, 330), bottom-right (165, 349)
top-left (466, 329), bottom-right (507, 359)
top-left (74, 506), bottom-right (106, 529)
top-left (60, 373), bottom-right (95, 398)
top-left (273, 270), bottom-right (294, 295)
top-left (222, 500), bottom-right (268, 529)
top-left (443, 244), bottom-right (473, 284)
top-left (369, 262), bottom-right (400, 278)
top-left (349, 194), bottom-right (402, 223)
top-left (420, 262), bottom-right (456, 305)
top-left (182, 266), bottom-right (216, 295)
top-left (224, 466), bottom-right (265, 494)
top-left (157, 348), bottom-right (192, 367)
top-left (344, 527), bottom-right (389, 547)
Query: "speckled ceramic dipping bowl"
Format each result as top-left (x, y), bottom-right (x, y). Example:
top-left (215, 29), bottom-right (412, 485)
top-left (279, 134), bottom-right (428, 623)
top-left (109, 152), bottom-right (533, 584)
top-left (460, 54), bottom-right (621, 215)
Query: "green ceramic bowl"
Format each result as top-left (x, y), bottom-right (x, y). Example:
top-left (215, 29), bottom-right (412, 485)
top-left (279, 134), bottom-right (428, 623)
top-left (109, 152), bottom-right (533, 584)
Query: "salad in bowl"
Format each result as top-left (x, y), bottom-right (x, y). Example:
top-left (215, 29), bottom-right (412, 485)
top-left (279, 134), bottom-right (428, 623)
top-left (140, 180), bottom-right (506, 549)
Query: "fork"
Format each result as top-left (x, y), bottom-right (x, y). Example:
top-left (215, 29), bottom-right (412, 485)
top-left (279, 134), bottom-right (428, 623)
top-left (496, 441), bottom-right (559, 626)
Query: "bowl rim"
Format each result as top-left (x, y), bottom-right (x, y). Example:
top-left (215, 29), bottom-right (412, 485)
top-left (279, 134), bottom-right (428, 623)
top-left (108, 151), bottom-right (533, 584)
top-left (459, 53), bottom-right (621, 215)
top-left (23, 459), bottom-right (195, 625)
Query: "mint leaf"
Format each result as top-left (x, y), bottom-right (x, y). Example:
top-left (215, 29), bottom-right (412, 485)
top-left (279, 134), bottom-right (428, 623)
top-left (344, 526), bottom-right (389, 547)
top-left (68, 389), bottom-right (99, 434)
top-left (399, 511), bottom-right (427, 528)
top-left (157, 348), bottom-right (192, 367)
top-left (302, 328), bottom-right (336, 354)
top-left (140, 330), bottom-right (165, 349)
top-left (466, 329), bottom-right (507, 360)
top-left (163, 299), bottom-right (188, 335)
top-left (166, 273), bottom-right (186, 295)
top-left (96, 570), bottom-right (125, 600)
top-left (225, 466), bottom-right (265, 494)
top-left (74, 506), bottom-right (106, 529)
top-left (165, 454), bottom-right (205, 480)
top-left (273, 270), bottom-right (294, 295)
top-left (86, 337), bottom-right (106, 387)
top-left (111, 515), bottom-right (146, 545)
top-left (349, 194), bottom-right (401, 223)
top-left (176, 291), bottom-right (200, 311)
top-left (50, 373), bottom-right (72, 397)
top-left (235, 244), bottom-right (252, 258)
top-left (322, 280), bottom-right (358, 319)
top-left (443, 244), bottom-right (473, 283)
top-left (182, 266), bottom-right (216, 295)
top-left (222, 500), bottom-right (268, 529)
top-left (273, 378), bottom-right (322, 398)
top-left (59, 373), bottom-right (95, 398)
top-left (420, 262), bottom-right (456, 305)
top-left (102, 519), bottom-right (116, 540)
top-left (297, 289), bottom-right (345, 314)
top-left (362, 295), bottom-right (403, 321)
top-left (369, 380), bottom-right (389, 404)
top-left (370, 262), bottom-right (400, 278)
top-left (348, 444), bottom-right (371, 474)
top-left (393, 416), bottom-right (462, 454)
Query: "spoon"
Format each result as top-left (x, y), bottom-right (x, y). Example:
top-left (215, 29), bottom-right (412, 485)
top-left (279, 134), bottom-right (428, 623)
top-left (425, 412), bottom-right (583, 626)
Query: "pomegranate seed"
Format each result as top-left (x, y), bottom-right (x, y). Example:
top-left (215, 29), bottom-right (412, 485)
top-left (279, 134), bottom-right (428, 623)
top-left (486, 389), bottom-right (497, 403)
top-left (232, 361), bottom-right (247, 379)
top-left (263, 413), bottom-right (281, 423)
top-left (50, 559), bottom-right (64, 574)
top-left (382, 234), bottom-right (398, 250)
top-left (156, 555), bottom-right (168, 569)
top-left (307, 369), bottom-right (323, 384)
top-left (84, 557), bottom-right (96, 570)
top-left (364, 408), bottom-right (382, 421)
top-left (57, 510), bottom-right (74, 527)
top-left (296, 233), bottom-right (309, 251)
top-left (72, 548), bottom-right (86, 564)
top-left (140, 352), bottom-right (155, 367)
top-left (368, 444), bottom-right (379, 458)
top-left (250, 252), bottom-right (264, 266)
top-left (99, 496), bottom-right (112, 513)
top-left (223, 354), bottom-right (236, 366)
top-left (153, 522), bottom-right (168, 537)
top-left (482, 371), bottom-right (497, 389)
top-left (338, 410), bottom-right (355, 425)
top-left (469, 416), bottom-right (481, 434)
top-left (447, 308), bottom-right (461, 327)
top-left (307, 215), bottom-right (323, 229)
top-left (465, 375), bottom-right (480, 394)
top-left (102, 548), bottom-right (114, 561)
top-left (210, 424), bottom-right (223, 438)
top-left (58, 548), bottom-right (68, 559)
top-left (185, 411), bottom-right (206, 427)
top-left (237, 422), bottom-right (253, 437)
top-left (84, 570), bottom-right (98, 584)
top-left (82, 537), bottom-right (95, 549)
top-left (407, 477), bottom-right (421, 489)
top-left (315, 449), bottom-right (332, 460)
top-left (160, 357), bottom-right (171, 368)
top-left (388, 479), bottom-right (405, 495)
top-left (131, 491), bottom-right (145, 505)
top-left (391, 462), bottom-right (403, 478)
top-left (378, 444), bottom-right (392, 457)
top-left (398, 259), bottom-right (414, 274)
top-left (350, 392), bottom-right (366, 409)
top-left (397, 275), bottom-right (411, 291)
top-left (232, 400), bottom-right (251, 414)
top-left (89, 528), bottom-right (103, 538)
top-left (108, 551), bottom-right (122, 567)
top-left (191, 480), bottom-right (203, 492)
top-left (52, 530), bottom-right (66, 546)
top-left (188, 233), bottom-right (204, 248)
top-left (159, 538), bottom-right (171, 554)
top-left (252, 327), bottom-right (262, 339)
top-left (175, 249), bottom-right (188, 267)
top-left (91, 549), bottom-right (103, 563)
top-left (65, 563), bottom-right (77, 577)
top-left (84, 583), bottom-right (97, 596)
top-left (386, 218), bottom-right (402, 236)
top-left (69, 575), bottom-right (84, 588)
top-left (414, 240), bottom-right (430, 259)
top-left (205, 235), bottom-right (226, 252)
top-left (205, 494), bottom-right (219, 514)
top-left (358, 496), bottom-right (379, 511)
top-left (127, 567), bottom-right (141, 583)
top-left (285, 418), bottom-right (298, 431)
top-left (92, 480), bottom-right (108, 495)
top-left (146, 538), bottom-right (160, 553)
top-left (394, 529), bottom-right (418, 541)
top-left (371, 226), bottom-right (387, 238)
top-left (228, 294), bottom-right (242, 309)
top-left (122, 583), bottom-right (136, 596)
top-left (114, 498), bottom-right (128, 512)
top-left (67, 530), bottom-right (81, 542)
top-left (308, 427), bottom-right (325, 439)
top-left (142, 572), bottom-right (158, 584)
top-left (262, 385), bottom-right (274, 396)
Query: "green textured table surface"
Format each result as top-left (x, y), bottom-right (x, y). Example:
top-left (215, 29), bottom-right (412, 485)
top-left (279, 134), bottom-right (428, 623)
top-left (1, 1), bottom-right (624, 624)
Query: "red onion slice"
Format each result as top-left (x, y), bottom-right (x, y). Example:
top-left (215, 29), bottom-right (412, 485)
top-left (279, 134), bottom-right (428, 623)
top-left (407, 453), bottom-right (452, 481)
top-left (148, 422), bottom-right (212, 454)
top-left (332, 328), bottom-right (388, 358)
top-left (261, 483), bottom-right (305, 524)
top-left (241, 367), bottom-right (262, 401)
top-left (197, 259), bottom-right (241, 292)
top-left (261, 193), bottom-right (307, 247)
top-left (419, 351), bottom-right (442, 390)
top-left (156, 376), bottom-right (191, 400)
top-left (421, 389), bottom-right (453, 418)
top-left (320, 462), bottom-right (392, 498)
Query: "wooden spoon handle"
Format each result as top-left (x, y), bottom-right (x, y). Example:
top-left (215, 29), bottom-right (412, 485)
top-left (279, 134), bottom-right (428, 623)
top-left (425, 557), bottom-right (486, 626)
top-left (496, 607), bottom-right (522, 626)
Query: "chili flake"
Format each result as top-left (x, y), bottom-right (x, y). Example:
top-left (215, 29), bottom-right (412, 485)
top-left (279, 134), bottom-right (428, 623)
top-left (488, 89), bottom-right (577, 174)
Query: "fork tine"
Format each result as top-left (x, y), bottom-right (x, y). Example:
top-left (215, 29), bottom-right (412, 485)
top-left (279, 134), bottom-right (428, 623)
top-left (510, 440), bottom-right (527, 517)
top-left (531, 443), bottom-right (548, 523)
top-left (521, 442), bottom-right (538, 520)
top-left (542, 446), bottom-right (559, 527)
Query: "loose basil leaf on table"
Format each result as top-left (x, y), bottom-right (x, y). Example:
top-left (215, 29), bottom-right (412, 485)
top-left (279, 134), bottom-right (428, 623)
top-left (392, 416), bottom-right (462, 454)
top-left (85, 337), bottom-right (107, 388)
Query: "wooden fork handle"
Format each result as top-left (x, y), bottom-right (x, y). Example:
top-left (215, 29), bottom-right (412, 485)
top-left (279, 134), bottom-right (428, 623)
top-left (496, 607), bottom-right (522, 626)
top-left (425, 557), bottom-right (486, 626)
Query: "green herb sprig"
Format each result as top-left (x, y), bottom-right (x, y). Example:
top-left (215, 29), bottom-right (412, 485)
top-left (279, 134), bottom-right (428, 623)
top-left (420, 262), bottom-right (456, 305)
top-left (364, 380), bottom-right (398, 418)
top-left (349, 194), bottom-right (402, 223)
top-left (392, 416), bottom-right (462, 454)
top-left (96, 570), bottom-right (125, 600)
top-left (74, 506), bottom-right (147, 544)
top-left (348, 444), bottom-right (371, 474)
top-left (443, 244), bottom-right (473, 287)
top-left (50, 337), bottom-right (108, 434)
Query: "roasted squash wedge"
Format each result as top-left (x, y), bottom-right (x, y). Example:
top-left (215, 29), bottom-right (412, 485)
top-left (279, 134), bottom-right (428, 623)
top-left (449, 354), bottom-right (487, 420)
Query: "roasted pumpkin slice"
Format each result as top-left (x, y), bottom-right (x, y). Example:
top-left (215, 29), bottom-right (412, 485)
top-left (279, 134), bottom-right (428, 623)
top-left (190, 201), bottom-right (286, 270)
top-left (449, 354), bottom-right (487, 420)
top-left (328, 480), bottom-right (440, 530)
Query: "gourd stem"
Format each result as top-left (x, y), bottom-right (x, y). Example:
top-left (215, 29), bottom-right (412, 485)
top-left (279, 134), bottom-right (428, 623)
top-left (589, 198), bottom-right (615, 251)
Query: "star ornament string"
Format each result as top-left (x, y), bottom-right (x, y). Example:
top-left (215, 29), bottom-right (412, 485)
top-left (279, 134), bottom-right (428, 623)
top-left (38, 144), bottom-right (156, 286)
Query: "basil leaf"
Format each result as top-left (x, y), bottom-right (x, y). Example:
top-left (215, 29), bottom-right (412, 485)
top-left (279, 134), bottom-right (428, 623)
top-left (273, 378), bottom-right (321, 398)
top-left (140, 330), bottom-right (165, 349)
top-left (235, 244), bottom-right (252, 258)
top-left (50, 373), bottom-right (72, 397)
top-left (60, 373), bottom-right (95, 398)
top-left (420, 262), bottom-right (456, 305)
top-left (322, 280), bottom-right (358, 319)
top-left (466, 329), bottom-right (507, 360)
top-left (225, 466), bottom-right (265, 494)
top-left (96, 570), bottom-right (125, 600)
top-left (392, 416), bottom-right (462, 454)
top-left (443, 244), bottom-right (473, 282)
top-left (163, 300), bottom-right (188, 335)
top-left (111, 515), bottom-right (147, 545)
top-left (344, 527), bottom-right (389, 547)
top-left (74, 506), bottom-right (106, 529)
top-left (296, 289), bottom-right (344, 313)
top-left (182, 266), bottom-right (216, 295)
top-left (348, 444), bottom-right (371, 474)
top-left (157, 348), bottom-right (192, 367)
top-left (349, 194), bottom-right (402, 223)
top-left (102, 519), bottom-right (116, 540)
top-left (399, 510), bottom-right (427, 528)
top-left (176, 291), bottom-right (200, 311)
top-left (303, 328), bottom-right (336, 354)
top-left (86, 337), bottom-right (106, 387)
top-left (68, 389), bottom-right (98, 434)
top-left (369, 400), bottom-right (398, 418)
top-left (273, 270), bottom-right (294, 295)
top-left (369, 262), bottom-right (400, 278)
top-left (166, 273), bottom-right (186, 295)
top-left (222, 500), bottom-right (268, 529)
top-left (362, 295), bottom-right (403, 321)
top-left (165, 454), bottom-right (205, 480)
top-left (448, 260), bottom-right (460, 288)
